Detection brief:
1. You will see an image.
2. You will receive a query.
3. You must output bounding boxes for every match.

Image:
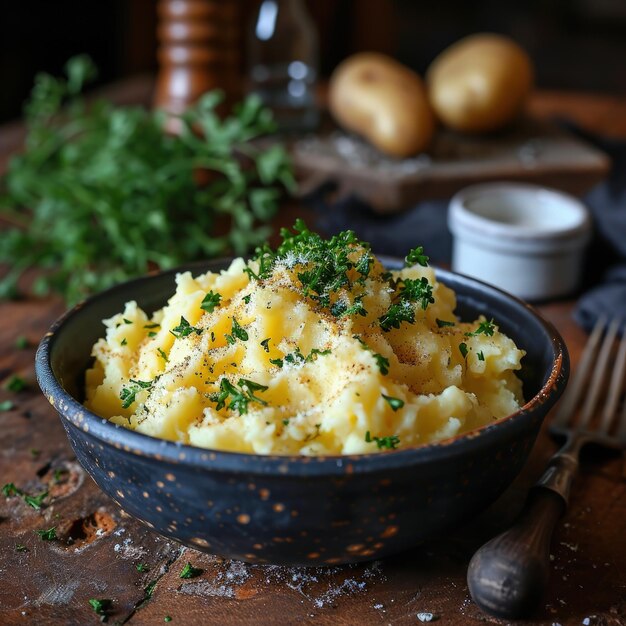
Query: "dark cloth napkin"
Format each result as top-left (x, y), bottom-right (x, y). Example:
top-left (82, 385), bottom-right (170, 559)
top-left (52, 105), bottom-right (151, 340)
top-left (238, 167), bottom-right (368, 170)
top-left (305, 125), bottom-right (626, 333)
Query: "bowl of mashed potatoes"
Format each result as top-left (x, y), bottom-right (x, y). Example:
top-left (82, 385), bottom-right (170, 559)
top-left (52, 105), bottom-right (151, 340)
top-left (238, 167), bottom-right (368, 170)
top-left (36, 222), bottom-right (568, 565)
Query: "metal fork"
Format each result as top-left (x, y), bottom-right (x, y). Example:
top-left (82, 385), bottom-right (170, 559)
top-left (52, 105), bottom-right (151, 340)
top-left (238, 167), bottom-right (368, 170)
top-left (467, 316), bottom-right (626, 619)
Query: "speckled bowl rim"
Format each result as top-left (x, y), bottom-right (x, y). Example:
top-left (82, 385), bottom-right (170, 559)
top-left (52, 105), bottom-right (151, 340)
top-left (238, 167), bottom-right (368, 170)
top-left (36, 258), bottom-right (568, 477)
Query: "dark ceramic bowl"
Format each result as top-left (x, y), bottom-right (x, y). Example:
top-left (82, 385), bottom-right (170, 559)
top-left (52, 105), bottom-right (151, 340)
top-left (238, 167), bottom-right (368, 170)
top-left (36, 259), bottom-right (568, 566)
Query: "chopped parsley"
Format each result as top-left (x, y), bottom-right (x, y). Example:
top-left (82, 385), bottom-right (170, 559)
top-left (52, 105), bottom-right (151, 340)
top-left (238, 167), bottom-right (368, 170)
top-left (365, 431), bottom-right (401, 450)
top-left (243, 294), bottom-right (251, 304)
top-left (165, 617), bottom-right (172, 623)
top-left (5, 375), bottom-right (28, 392)
top-left (210, 331), bottom-right (216, 342)
top-left (170, 316), bottom-right (203, 338)
top-left (23, 491), bottom-right (48, 510)
top-left (465, 318), bottom-right (496, 337)
top-left (436, 318), bottom-right (455, 328)
top-left (144, 323), bottom-right (160, 329)
top-left (200, 290), bottom-right (222, 313)
top-left (179, 562), bottom-right (203, 579)
top-left (477, 350), bottom-right (485, 361)
top-left (119, 379), bottom-right (154, 409)
top-left (379, 301), bottom-right (415, 332)
top-left (282, 419), bottom-right (290, 426)
top-left (15, 544), bottom-right (28, 552)
top-left (330, 295), bottom-right (367, 318)
top-left (89, 598), bottom-right (112, 619)
top-left (224, 317), bottom-right (248, 344)
top-left (398, 277), bottom-right (434, 310)
top-left (53, 468), bottom-right (68, 483)
top-left (210, 378), bottom-right (268, 414)
top-left (157, 348), bottom-right (168, 362)
top-left (123, 318), bottom-right (133, 325)
top-left (459, 342), bottom-right (469, 359)
top-left (121, 337), bottom-right (127, 346)
top-left (405, 246), bottom-right (429, 267)
top-left (15, 336), bottom-right (29, 349)
top-left (0, 400), bottom-right (14, 411)
top-left (35, 526), bottom-right (57, 541)
top-left (145, 580), bottom-right (157, 598)
top-left (260, 338), bottom-right (271, 352)
top-left (136, 563), bottom-right (149, 572)
top-left (270, 347), bottom-right (331, 369)
top-left (148, 331), bottom-right (158, 338)
top-left (2, 483), bottom-right (23, 497)
top-left (382, 394), bottom-right (404, 411)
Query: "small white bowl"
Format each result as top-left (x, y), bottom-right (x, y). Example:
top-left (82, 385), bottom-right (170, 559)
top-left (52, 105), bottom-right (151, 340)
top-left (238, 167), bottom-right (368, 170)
top-left (448, 182), bottom-right (592, 301)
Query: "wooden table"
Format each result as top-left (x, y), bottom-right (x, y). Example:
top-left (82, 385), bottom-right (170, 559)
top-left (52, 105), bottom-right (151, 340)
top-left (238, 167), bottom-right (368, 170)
top-left (1, 85), bottom-right (625, 625)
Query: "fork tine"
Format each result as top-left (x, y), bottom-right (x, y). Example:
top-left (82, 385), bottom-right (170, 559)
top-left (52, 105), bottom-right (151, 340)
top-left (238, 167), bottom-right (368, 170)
top-left (578, 317), bottom-right (621, 430)
top-left (552, 315), bottom-right (607, 428)
top-left (599, 322), bottom-right (626, 434)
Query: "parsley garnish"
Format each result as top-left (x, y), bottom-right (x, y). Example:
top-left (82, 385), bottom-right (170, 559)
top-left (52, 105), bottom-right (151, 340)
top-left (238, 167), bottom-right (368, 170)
top-left (200, 290), bottom-right (222, 313)
top-left (89, 598), bottom-right (112, 620)
top-left (144, 323), bottom-right (160, 329)
top-left (136, 563), bottom-right (149, 572)
top-left (2, 483), bottom-right (23, 497)
top-left (465, 318), bottom-right (496, 337)
top-left (121, 338), bottom-right (127, 346)
top-left (260, 338), bottom-right (271, 352)
top-left (15, 336), bottom-right (29, 349)
top-left (15, 544), bottom-right (28, 552)
top-left (0, 400), bottom-right (14, 411)
top-left (53, 468), bottom-right (68, 483)
top-left (373, 353), bottom-right (390, 375)
top-left (331, 295), bottom-right (367, 318)
top-left (477, 350), bottom-right (485, 361)
top-left (0, 56), bottom-right (293, 305)
top-left (148, 331), bottom-right (157, 338)
top-left (157, 348), bottom-right (168, 362)
top-left (225, 317), bottom-right (249, 344)
top-left (436, 319), bottom-right (455, 328)
top-left (145, 580), bottom-right (157, 598)
top-left (123, 318), bottom-right (133, 325)
top-left (243, 294), bottom-right (251, 304)
top-left (165, 617), bottom-right (172, 623)
top-left (24, 491), bottom-right (48, 510)
top-left (210, 378), bottom-right (268, 414)
top-left (365, 431), bottom-right (401, 449)
top-left (36, 526), bottom-right (57, 541)
top-left (170, 317), bottom-right (203, 338)
top-left (119, 379), bottom-right (154, 409)
top-left (399, 277), bottom-right (434, 310)
top-left (270, 358), bottom-right (283, 368)
top-left (270, 347), bottom-right (331, 368)
top-left (179, 562), bottom-right (203, 579)
top-left (382, 394), bottom-right (404, 411)
top-left (379, 301), bottom-right (415, 332)
top-left (459, 342), bottom-right (469, 359)
top-left (5, 375), bottom-right (28, 392)
top-left (282, 419), bottom-right (290, 426)
top-left (405, 246), bottom-right (429, 267)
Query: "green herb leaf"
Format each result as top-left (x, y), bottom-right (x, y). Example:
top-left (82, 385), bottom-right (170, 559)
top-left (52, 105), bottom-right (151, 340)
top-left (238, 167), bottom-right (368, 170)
top-left (379, 302), bottom-right (415, 332)
top-left (2, 483), bottom-right (24, 497)
top-left (382, 394), bottom-right (404, 411)
top-left (179, 562), bottom-right (203, 579)
top-left (200, 290), bottom-right (222, 313)
top-left (405, 246), bottom-right (429, 267)
top-left (89, 598), bottom-right (112, 618)
top-left (136, 563), bottom-right (149, 572)
top-left (35, 526), bottom-right (57, 541)
top-left (365, 430), bottom-right (401, 450)
top-left (5, 375), bottom-right (28, 392)
top-left (15, 336), bottom-right (29, 349)
top-left (144, 323), bottom-right (160, 329)
top-left (477, 350), bottom-right (485, 361)
top-left (170, 317), bottom-right (203, 339)
top-left (436, 319), bottom-right (455, 328)
top-left (224, 317), bottom-right (248, 344)
top-left (23, 491), bottom-right (48, 510)
top-left (209, 377), bottom-right (268, 414)
top-left (465, 318), bottom-right (496, 337)
top-left (260, 338), bottom-right (271, 352)
top-left (157, 348), bottom-right (168, 362)
top-left (119, 379), bottom-right (154, 409)
top-left (459, 342), bottom-right (469, 359)
top-left (165, 617), bottom-right (172, 623)
top-left (269, 358), bottom-right (283, 368)
top-left (15, 544), bottom-right (28, 552)
top-left (121, 338), bottom-right (127, 346)
top-left (0, 400), bottom-right (15, 412)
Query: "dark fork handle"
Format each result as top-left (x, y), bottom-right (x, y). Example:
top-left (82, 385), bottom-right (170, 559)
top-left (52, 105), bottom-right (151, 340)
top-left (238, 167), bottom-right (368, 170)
top-left (467, 453), bottom-right (578, 619)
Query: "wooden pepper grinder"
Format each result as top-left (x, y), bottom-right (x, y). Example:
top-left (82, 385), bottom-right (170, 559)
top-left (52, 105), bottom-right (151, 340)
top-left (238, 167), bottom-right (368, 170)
top-left (154, 0), bottom-right (241, 131)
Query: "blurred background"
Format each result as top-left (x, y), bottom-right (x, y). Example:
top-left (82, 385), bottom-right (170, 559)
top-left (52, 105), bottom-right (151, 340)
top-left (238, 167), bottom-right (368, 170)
top-left (2, 0), bottom-right (626, 123)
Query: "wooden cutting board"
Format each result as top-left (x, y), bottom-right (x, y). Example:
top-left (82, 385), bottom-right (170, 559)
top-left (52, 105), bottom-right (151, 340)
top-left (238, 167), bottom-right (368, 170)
top-left (292, 116), bottom-right (610, 212)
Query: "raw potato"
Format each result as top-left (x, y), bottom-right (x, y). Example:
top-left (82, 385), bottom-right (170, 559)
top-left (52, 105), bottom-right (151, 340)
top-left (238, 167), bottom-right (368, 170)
top-left (427, 34), bottom-right (533, 133)
top-left (329, 52), bottom-right (435, 158)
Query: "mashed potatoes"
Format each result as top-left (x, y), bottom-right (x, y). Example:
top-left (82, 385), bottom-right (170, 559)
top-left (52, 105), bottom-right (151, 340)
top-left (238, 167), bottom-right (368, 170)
top-left (85, 222), bottom-right (525, 455)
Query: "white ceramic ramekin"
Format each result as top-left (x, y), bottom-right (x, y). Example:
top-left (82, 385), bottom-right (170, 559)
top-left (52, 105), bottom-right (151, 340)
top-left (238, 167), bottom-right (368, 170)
top-left (448, 182), bottom-right (592, 301)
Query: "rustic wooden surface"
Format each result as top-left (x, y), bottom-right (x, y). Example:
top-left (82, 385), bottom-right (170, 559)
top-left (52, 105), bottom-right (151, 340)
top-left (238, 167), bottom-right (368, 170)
top-left (1, 84), bottom-right (626, 625)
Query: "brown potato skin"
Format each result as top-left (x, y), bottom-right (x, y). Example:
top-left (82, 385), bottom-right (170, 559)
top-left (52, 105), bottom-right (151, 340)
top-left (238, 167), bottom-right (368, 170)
top-left (329, 52), bottom-right (435, 158)
top-left (427, 34), bottom-right (534, 133)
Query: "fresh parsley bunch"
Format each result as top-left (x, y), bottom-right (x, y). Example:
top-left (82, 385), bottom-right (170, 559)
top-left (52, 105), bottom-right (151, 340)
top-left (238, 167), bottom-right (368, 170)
top-left (0, 55), bottom-right (295, 304)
